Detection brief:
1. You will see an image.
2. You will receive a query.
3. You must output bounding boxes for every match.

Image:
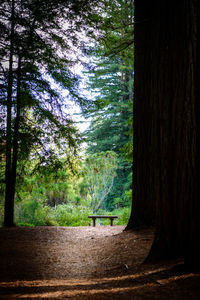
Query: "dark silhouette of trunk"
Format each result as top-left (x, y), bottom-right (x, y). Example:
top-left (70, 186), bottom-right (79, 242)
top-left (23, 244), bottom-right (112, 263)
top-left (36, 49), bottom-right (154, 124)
top-left (4, 0), bottom-right (15, 227)
top-left (127, 0), bottom-right (200, 268)
top-left (184, 0), bottom-right (200, 269)
top-left (10, 55), bottom-right (22, 214)
top-left (126, 0), bottom-right (156, 229)
top-left (145, 0), bottom-right (198, 264)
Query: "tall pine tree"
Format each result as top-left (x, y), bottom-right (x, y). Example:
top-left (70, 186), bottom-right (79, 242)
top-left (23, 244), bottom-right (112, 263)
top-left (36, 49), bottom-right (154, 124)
top-left (0, 0), bottom-right (97, 226)
top-left (82, 0), bottom-right (134, 210)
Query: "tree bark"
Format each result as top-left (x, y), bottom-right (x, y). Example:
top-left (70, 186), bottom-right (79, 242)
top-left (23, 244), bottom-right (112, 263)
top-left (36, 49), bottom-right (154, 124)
top-left (10, 55), bottom-right (22, 213)
top-left (126, 0), bottom-right (156, 229)
top-left (126, 0), bottom-right (200, 268)
top-left (4, 0), bottom-right (15, 227)
top-left (128, 0), bottom-right (200, 268)
top-left (184, 0), bottom-right (200, 269)
top-left (145, 0), bottom-right (198, 262)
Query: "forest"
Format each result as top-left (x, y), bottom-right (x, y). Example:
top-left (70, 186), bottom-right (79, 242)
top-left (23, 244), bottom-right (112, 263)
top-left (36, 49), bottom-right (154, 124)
top-left (0, 0), bottom-right (133, 227)
top-left (0, 0), bottom-right (200, 298)
top-left (1, 0), bottom-right (200, 275)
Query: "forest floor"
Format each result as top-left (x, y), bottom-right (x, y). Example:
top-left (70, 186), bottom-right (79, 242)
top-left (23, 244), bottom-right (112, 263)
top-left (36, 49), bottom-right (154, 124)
top-left (0, 226), bottom-right (200, 299)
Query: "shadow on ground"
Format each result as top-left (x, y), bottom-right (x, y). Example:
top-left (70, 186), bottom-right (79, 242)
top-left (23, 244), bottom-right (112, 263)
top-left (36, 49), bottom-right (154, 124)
top-left (0, 226), bottom-right (199, 299)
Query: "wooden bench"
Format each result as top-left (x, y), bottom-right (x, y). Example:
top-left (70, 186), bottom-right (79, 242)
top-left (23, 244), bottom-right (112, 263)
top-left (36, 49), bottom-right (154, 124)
top-left (88, 215), bottom-right (118, 227)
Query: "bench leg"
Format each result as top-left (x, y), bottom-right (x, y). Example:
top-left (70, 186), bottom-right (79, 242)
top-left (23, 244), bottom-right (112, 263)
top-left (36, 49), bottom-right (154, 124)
top-left (110, 218), bottom-right (114, 226)
top-left (92, 218), bottom-right (96, 227)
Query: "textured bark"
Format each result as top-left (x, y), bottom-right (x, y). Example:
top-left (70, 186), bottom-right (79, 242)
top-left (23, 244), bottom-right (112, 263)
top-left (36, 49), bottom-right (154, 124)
top-left (127, 0), bottom-right (200, 268)
top-left (10, 55), bottom-right (22, 214)
top-left (145, 0), bottom-right (198, 262)
top-left (4, 0), bottom-right (15, 227)
top-left (126, 1), bottom-right (156, 229)
top-left (184, 0), bottom-right (200, 269)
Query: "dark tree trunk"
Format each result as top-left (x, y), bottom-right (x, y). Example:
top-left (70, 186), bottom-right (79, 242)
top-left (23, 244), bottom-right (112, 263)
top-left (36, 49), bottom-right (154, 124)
top-left (126, 1), bottom-right (156, 229)
top-left (145, 0), bottom-right (198, 262)
top-left (184, 0), bottom-right (200, 269)
top-left (10, 55), bottom-right (22, 212)
top-left (128, 0), bottom-right (200, 268)
top-left (4, 0), bottom-right (15, 227)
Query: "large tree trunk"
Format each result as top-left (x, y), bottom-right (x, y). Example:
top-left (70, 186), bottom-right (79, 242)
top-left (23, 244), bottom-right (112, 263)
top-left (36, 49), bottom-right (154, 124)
top-left (10, 55), bottom-right (22, 213)
top-left (129, 0), bottom-right (200, 267)
top-left (184, 0), bottom-right (200, 269)
top-left (126, 0), bottom-right (156, 229)
top-left (4, 0), bottom-right (15, 227)
top-left (146, 0), bottom-right (197, 262)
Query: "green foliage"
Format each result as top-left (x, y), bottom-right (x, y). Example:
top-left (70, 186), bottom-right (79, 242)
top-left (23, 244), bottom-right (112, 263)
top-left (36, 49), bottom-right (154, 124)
top-left (10, 156), bottom-right (89, 227)
top-left (89, 206), bottom-right (131, 226)
top-left (14, 199), bottom-right (131, 227)
top-left (6, 152), bottom-right (130, 227)
top-left (15, 201), bottom-right (93, 227)
top-left (15, 156), bottom-right (82, 207)
top-left (83, 52), bottom-right (133, 209)
top-left (79, 0), bottom-right (134, 213)
top-left (113, 207), bottom-right (131, 225)
top-left (83, 151), bottom-right (118, 213)
top-left (54, 204), bottom-right (92, 226)
top-left (1, 0), bottom-right (102, 225)
top-left (18, 222), bottom-right (35, 227)
top-left (0, 0), bottom-right (85, 157)
top-left (0, 0), bottom-right (133, 227)
top-left (114, 189), bottom-right (132, 208)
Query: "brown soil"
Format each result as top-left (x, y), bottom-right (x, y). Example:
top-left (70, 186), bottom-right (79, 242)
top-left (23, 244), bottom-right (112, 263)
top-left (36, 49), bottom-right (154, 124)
top-left (0, 226), bottom-right (199, 299)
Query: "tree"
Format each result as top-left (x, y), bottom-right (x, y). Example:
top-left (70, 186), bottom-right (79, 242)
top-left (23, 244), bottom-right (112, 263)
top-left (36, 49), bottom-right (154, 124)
top-left (125, 0), bottom-right (156, 229)
top-left (83, 151), bottom-right (117, 213)
top-left (15, 155), bottom-right (81, 206)
top-left (127, 0), bottom-right (200, 268)
top-left (82, 0), bottom-right (134, 210)
top-left (83, 53), bottom-right (133, 208)
top-left (0, 0), bottom-right (98, 226)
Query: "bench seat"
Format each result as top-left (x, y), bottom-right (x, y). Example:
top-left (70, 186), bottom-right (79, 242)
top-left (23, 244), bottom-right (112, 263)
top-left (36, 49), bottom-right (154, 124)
top-left (88, 215), bottom-right (118, 227)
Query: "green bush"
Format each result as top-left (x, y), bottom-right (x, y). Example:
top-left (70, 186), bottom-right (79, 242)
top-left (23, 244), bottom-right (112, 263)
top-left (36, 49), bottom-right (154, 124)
top-left (112, 206), bottom-right (131, 225)
top-left (15, 199), bottom-right (40, 225)
top-left (90, 206), bottom-right (131, 226)
top-left (18, 222), bottom-right (35, 227)
top-left (15, 201), bottom-right (93, 227)
top-left (15, 200), bottom-right (55, 226)
top-left (14, 196), bottom-right (131, 227)
top-left (54, 204), bottom-right (92, 226)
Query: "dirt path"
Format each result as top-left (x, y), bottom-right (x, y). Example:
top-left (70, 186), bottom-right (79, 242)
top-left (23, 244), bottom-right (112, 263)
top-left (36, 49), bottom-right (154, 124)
top-left (0, 226), bottom-right (200, 299)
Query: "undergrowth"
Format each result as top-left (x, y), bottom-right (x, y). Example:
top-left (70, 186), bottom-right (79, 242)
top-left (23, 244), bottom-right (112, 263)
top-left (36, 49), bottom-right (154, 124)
top-left (12, 200), bottom-right (131, 227)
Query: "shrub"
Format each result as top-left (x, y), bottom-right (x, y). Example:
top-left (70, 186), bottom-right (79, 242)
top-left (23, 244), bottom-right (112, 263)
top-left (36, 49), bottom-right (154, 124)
top-left (112, 207), bottom-right (131, 225)
top-left (55, 204), bottom-right (92, 226)
top-left (14, 199), bottom-right (131, 227)
top-left (18, 222), bottom-right (35, 227)
top-left (94, 207), bottom-right (131, 226)
top-left (15, 201), bottom-right (93, 227)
